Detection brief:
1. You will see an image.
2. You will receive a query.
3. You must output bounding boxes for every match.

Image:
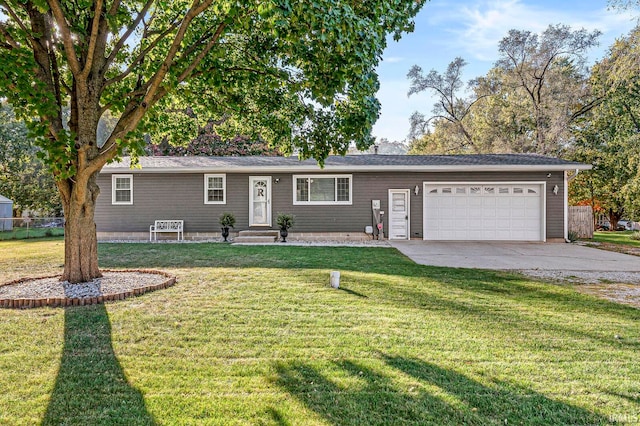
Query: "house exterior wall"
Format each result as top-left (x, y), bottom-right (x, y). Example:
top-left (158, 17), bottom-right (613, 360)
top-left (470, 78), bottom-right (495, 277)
top-left (95, 170), bottom-right (566, 240)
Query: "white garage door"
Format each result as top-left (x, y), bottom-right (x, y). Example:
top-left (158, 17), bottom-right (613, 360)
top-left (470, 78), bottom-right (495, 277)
top-left (423, 183), bottom-right (544, 241)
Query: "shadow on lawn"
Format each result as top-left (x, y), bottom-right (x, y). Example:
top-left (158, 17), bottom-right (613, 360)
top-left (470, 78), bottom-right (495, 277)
top-left (42, 304), bottom-right (156, 426)
top-left (276, 356), bottom-right (605, 425)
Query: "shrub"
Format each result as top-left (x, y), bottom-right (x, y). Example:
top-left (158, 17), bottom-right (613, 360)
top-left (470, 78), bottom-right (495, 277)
top-left (219, 212), bottom-right (236, 228)
top-left (276, 213), bottom-right (295, 230)
top-left (567, 230), bottom-right (579, 242)
top-left (630, 231), bottom-right (640, 241)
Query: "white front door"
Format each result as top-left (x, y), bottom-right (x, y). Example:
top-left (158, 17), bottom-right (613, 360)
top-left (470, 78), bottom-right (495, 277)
top-left (388, 189), bottom-right (410, 240)
top-left (250, 176), bottom-right (271, 226)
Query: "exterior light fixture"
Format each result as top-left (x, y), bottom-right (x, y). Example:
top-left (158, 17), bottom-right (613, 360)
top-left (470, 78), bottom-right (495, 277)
top-left (414, 185), bottom-right (420, 195)
top-left (553, 185), bottom-right (559, 195)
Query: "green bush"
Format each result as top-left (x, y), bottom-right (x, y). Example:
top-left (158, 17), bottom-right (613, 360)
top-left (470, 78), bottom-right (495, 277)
top-left (219, 212), bottom-right (236, 228)
top-left (276, 213), bottom-right (295, 230)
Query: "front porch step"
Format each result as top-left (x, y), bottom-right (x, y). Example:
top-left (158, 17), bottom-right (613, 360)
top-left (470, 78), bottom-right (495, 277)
top-left (234, 229), bottom-right (279, 243)
top-left (238, 229), bottom-right (279, 237)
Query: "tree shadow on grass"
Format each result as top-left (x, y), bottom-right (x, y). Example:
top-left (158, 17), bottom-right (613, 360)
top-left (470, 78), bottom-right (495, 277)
top-left (42, 304), bottom-right (156, 426)
top-left (382, 354), bottom-right (607, 426)
top-left (275, 357), bottom-right (606, 425)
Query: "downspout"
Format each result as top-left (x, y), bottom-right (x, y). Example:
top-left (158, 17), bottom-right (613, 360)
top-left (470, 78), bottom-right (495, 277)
top-left (565, 169), bottom-right (580, 242)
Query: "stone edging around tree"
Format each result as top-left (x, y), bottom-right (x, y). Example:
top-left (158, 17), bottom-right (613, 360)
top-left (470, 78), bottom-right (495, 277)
top-left (0, 269), bottom-right (176, 309)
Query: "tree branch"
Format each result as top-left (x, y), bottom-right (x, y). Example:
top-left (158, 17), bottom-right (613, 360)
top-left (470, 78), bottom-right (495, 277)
top-left (107, 0), bottom-right (121, 16)
top-left (0, 1), bottom-right (37, 47)
top-left (105, 0), bottom-right (155, 68)
top-left (104, 20), bottom-right (179, 87)
top-left (0, 21), bottom-right (20, 49)
top-left (569, 96), bottom-right (603, 122)
top-left (622, 101), bottom-right (640, 132)
top-left (80, 0), bottom-right (103, 78)
top-left (91, 0), bottom-right (215, 173)
top-left (174, 21), bottom-right (226, 84)
top-left (46, 0), bottom-right (81, 76)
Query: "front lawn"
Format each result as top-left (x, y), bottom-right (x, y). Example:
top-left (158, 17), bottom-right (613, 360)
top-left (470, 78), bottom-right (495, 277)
top-left (0, 241), bottom-right (638, 425)
top-left (593, 231), bottom-right (640, 248)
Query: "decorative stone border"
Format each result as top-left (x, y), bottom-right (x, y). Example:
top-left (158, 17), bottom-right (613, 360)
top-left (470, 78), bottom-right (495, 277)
top-left (0, 269), bottom-right (176, 309)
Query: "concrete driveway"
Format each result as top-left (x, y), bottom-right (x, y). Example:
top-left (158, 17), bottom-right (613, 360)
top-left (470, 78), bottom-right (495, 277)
top-left (388, 241), bottom-right (640, 272)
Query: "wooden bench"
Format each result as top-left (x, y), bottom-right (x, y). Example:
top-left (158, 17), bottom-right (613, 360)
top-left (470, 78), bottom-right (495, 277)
top-left (149, 220), bottom-right (184, 241)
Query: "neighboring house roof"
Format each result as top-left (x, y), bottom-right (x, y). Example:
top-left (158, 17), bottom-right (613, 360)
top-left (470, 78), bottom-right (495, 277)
top-left (103, 154), bottom-right (592, 173)
top-left (0, 195), bottom-right (13, 204)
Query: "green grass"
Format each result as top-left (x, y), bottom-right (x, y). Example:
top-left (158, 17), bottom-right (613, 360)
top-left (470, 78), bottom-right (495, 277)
top-left (593, 231), bottom-right (640, 248)
top-left (1, 241), bottom-right (639, 425)
top-left (0, 227), bottom-right (64, 240)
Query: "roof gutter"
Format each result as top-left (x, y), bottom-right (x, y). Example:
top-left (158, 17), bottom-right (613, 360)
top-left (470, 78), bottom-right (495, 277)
top-left (567, 168), bottom-right (583, 182)
top-left (102, 164), bottom-right (593, 174)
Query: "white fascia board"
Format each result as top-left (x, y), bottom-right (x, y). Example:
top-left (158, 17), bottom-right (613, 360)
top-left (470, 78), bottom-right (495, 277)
top-left (102, 164), bottom-right (593, 174)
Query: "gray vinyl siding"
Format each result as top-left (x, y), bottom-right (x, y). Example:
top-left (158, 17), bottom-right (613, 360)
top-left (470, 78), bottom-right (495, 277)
top-left (96, 171), bottom-right (565, 239)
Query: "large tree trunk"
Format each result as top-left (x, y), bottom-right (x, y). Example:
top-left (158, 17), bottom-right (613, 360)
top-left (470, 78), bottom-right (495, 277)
top-left (608, 210), bottom-right (623, 232)
top-left (60, 173), bottom-right (102, 283)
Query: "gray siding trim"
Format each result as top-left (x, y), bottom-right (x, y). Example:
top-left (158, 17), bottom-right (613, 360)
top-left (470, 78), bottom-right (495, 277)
top-left (95, 171), bottom-right (566, 239)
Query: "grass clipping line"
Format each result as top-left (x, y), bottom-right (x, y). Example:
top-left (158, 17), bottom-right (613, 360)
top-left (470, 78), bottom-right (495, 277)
top-left (0, 269), bottom-right (176, 309)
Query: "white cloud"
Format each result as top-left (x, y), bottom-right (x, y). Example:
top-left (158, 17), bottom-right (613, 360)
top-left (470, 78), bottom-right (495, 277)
top-left (382, 56), bottom-right (405, 64)
top-left (429, 0), bottom-right (637, 62)
top-left (373, 0), bottom-right (639, 141)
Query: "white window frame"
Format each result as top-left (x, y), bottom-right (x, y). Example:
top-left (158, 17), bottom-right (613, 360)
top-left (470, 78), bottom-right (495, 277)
top-left (293, 174), bottom-right (352, 205)
top-left (204, 174), bottom-right (227, 204)
top-left (112, 174), bottom-right (133, 205)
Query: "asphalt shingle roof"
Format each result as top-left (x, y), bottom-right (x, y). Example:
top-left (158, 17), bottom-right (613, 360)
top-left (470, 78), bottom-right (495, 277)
top-left (104, 154), bottom-right (588, 172)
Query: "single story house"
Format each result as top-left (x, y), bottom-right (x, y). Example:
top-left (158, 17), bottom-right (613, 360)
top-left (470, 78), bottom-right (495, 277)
top-left (96, 154), bottom-right (591, 242)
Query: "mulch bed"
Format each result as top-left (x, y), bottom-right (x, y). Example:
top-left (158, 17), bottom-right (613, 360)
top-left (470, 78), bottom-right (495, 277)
top-left (0, 269), bottom-right (175, 309)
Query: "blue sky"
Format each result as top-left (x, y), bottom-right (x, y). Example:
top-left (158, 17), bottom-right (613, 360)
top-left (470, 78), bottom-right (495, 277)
top-left (373, 0), bottom-right (638, 143)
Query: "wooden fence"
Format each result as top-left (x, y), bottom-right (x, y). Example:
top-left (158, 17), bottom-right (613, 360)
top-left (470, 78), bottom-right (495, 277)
top-left (569, 206), bottom-right (594, 239)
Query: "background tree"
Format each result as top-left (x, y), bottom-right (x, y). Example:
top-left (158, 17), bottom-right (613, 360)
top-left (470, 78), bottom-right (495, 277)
top-left (608, 0), bottom-right (640, 10)
top-left (570, 25), bottom-right (640, 228)
top-left (0, 103), bottom-right (62, 216)
top-left (407, 57), bottom-right (487, 152)
top-left (148, 122), bottom-right (282, 156)
top-left (348, 137), bottom-right (408, 154)
top-left (495, 24), bottom-right (600, 155)
top-left (408, 25), bottom-right (600, 156)
top-left (0, 0), bottom-right (425, 282)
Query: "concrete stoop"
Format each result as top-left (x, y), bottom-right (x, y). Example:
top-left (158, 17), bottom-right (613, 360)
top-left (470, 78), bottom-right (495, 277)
top-left (234, 230), bottom-right (279, 243)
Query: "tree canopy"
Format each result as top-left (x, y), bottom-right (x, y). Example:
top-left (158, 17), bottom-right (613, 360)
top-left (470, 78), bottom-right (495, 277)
top-left (0, 0), bottom-right (426, 282)
top-left (569, 24), bottom-right (640, 226)
top-left (408, 24), bottom-right (601, 156)
top-left (0, 103), bottom-right (62, 216)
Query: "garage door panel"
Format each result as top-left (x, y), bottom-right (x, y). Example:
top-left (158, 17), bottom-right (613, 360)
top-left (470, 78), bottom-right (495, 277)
top-left (468, 198), bottom-right (483, 207)
top-left (496, 209), bottom-right (511, 219)
top-left (482, 198), bottom-right (496, 207)
top-left (525, 198), bottom-right (540, 208)
top-left (424, 183), bottom-right (543, 241)
top-left (482, 218), bottom-right (496, 228)
top-left (511, 208), bottom-right (526, 218)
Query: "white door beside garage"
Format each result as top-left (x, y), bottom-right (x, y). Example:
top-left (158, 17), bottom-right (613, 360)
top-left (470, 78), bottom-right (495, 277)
top-left (423, 183), bottom-right (544, 241)
top-left (388, 189), bottom-right (410, 240)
